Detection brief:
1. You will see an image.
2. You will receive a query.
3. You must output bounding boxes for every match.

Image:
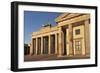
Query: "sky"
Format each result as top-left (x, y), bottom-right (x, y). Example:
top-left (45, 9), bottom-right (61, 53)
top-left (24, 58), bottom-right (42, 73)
top-left (24, 11), bottom-right (62, 44)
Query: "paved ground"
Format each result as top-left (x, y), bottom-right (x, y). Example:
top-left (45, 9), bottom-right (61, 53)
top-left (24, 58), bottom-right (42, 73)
top-left (24, 54), bottom-right (90, 62)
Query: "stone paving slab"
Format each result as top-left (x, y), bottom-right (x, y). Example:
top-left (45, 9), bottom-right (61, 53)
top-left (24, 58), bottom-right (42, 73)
top-left (24, 55), bottom-right (90, 62)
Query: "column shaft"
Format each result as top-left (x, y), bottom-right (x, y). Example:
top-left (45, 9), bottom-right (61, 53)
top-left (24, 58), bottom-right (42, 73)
top-left (68, 24), bottom-right (73, 56)
top-left (48, 35), bottom-right (51, 54)
top-left (55, 33), bottom-right (58, 54)
top-left (41, 37), bottom-right (43, 55)
top-left (36, 38), bottom-right (38, 55)
top-left (29, 39), bottom-right (33, 55)
top-left (85, 20), bottom-right (90, 56)
top-left (58, 27), bottom-right (64, 56)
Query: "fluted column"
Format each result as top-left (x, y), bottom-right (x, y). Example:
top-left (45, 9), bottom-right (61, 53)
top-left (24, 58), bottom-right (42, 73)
top-left (35, 38), bottom-right (38, 55)
top-left (30, 39), bottom-right (33, 55)
top-left (68, 24), bottom-right (73, 56)
top-left (48, 35), bottom-right (51, 55)
top-left (55, 33), bottom-right (58, 54)
top-left (58, 27), bottom-right (64, 56)
top-left (85, 20), bottom-right (90, 56)
top-left (41, 37), bottom-right (43, 55)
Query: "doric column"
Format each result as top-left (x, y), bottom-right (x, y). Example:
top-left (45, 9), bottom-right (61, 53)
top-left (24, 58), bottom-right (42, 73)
top-left (68, 24), bottom-right (73, 56)
top-left (35, 38), bottom-right (38, 55)
top-left (43, 37), bottom-right (45, 54)
top-left (29, 39), bottom-right (33, 55)
top-left (58, 27), bottom-right (64, 56)
top-left (84, 20), bottom-right (90, 56)
top-left (55, 33), bottom-right (58, 54)
top-left (48, 35), bottom-right (51, 55)
top-left (41, 37), bottom-right (43, 55)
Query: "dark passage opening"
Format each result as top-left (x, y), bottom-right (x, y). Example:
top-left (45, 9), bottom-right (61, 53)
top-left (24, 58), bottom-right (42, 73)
top-left (62, 26), bottom-right (67, 55)
top-left (50, 35), bottom-right (55, 54)
top-left (43, 36), bottom-right (48, 54)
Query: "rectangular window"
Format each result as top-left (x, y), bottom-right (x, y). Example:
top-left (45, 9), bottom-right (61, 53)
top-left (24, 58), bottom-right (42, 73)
top-left (75, 29), bottom-right (80, 35)
top-left (75, 41), bottom-right (81, 51)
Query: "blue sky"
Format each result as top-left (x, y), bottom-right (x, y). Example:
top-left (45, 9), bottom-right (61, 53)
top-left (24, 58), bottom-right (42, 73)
top-left (24, 11), bottom-right (62, 44)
